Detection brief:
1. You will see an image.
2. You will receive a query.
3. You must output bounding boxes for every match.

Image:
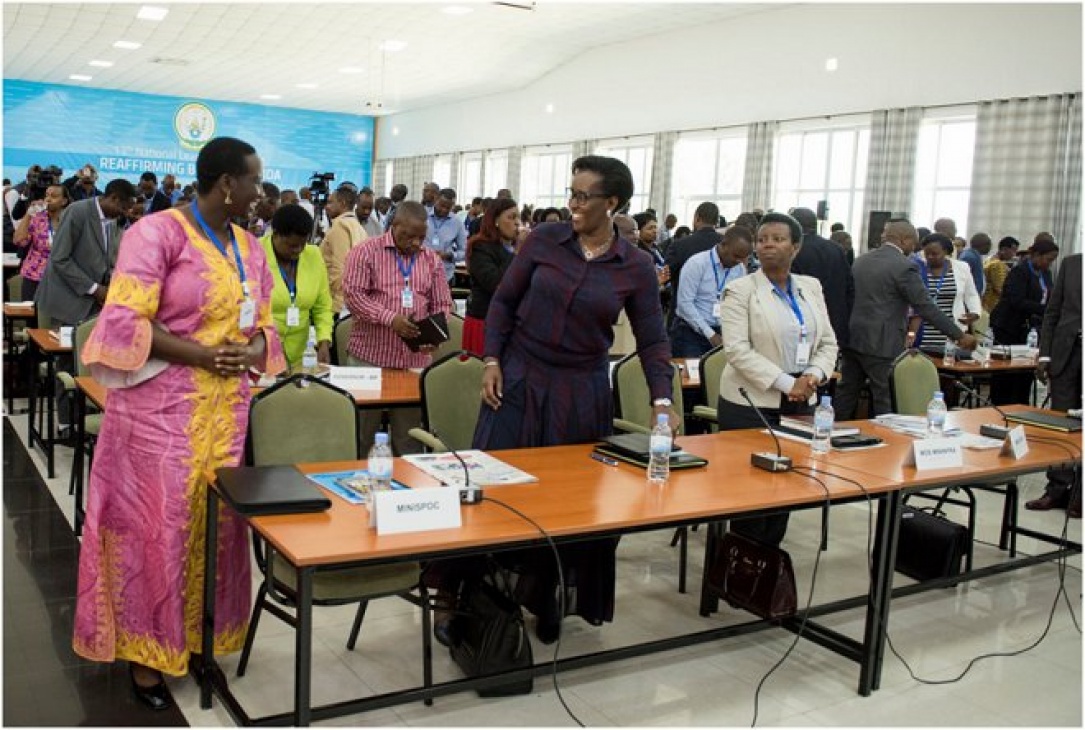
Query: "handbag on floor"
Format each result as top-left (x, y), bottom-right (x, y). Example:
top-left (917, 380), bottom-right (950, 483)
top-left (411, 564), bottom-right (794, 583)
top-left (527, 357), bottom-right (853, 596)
top-left (449, 568), bottom-right (534, 697)
top-left (893, 505), bottom-right (969, 581)
top-left (706, 531), bottom-right (797, 621)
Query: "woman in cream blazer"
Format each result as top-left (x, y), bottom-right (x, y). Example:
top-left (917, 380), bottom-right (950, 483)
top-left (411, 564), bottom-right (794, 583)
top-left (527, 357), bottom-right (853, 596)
top-left (717, 212), bottom-right (839, 546)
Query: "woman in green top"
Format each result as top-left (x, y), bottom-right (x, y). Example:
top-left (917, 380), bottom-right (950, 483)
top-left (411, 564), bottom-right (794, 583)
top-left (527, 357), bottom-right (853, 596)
top-left (260, 204), bottom-right (334, 368)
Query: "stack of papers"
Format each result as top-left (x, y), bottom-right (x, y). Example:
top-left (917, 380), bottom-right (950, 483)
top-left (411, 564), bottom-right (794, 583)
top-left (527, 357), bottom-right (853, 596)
top-left (873, 414), bottom-right (962, 438)
top-left (402, 450), bottom-right (538, 487)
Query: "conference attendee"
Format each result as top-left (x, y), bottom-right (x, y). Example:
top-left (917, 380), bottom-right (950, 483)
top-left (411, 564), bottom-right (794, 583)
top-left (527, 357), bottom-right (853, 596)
top-left (632, 213), bottom-right (663, 266)
top-left (657, 212), bottom-right (678, 249)
top-left (673, 225), bottom-right (692, 241)
top-left (279, 189), bottom-right (299, 207)
top-left (342, 201), bottom-right (452, 454)
top-left (495, 187), bottom-right (512, 200)
top-left (664, 202), bottom-right (722, 325)
top-left (830, 230), bottom-right (855, 266)
top-left (382, 183), bottom-right (409, 229)
top-left (247, 182), bottom-right (280, 237)
top-left (161, 173), bottom-right (183, 206)
top-left (62, 163), bottom-right (102, 202)
top-left (959, 232), bottom-right (991, 295)
top-left (73, 136), bottom-right (286, 710)
top-left (138, 171), bottom-right (171, 214)
top-left (982, 236), bottom-right (1020, 313)
top-left (830, 222), bottom-right (845, 234)
top-left (297, 186), bottom-right (315, 218)
top-left (835, 219), bottom-right (977, 420)
top-left (123, 197), bottom-right (146, 231)
top-left (356, 187), bottom-right (383, 239)
top-left (463, 197), bottom-right (519, 356)
top-left (425, 188), bottom-right (467, 284)
top-left (1030, 253), bottom-right (1082, 518)
top-left (789, 207), bottom-right (855, 350)
top-left (717, 212), bottom-right (838, 546)
top-left (612, 212), bottom-right (637, 241)
top-left (420, 181), bottom-right (440, 213)
top-left (463, 196), bottom-right (483, 232)
top-left (36, 178), bottom-right (137, 326)
top-left (375, 196), bottom-right (391, 227)
top-left (476, 155), bottom-right (673, 643)
top-left (672, 225), bottom-right (751, 357)
top-left (13, 184), bottom-right (70, 302)
top-left (933, 216), bottom-right (957, 242)
top-left (989, 237), bottom-right (1058, 405)
top-left (906, 233), bottom-right (981, 354)
top-left (320, 187), bottom-right (366, 312)
top-left (261, 204), bottom-right (334, 369)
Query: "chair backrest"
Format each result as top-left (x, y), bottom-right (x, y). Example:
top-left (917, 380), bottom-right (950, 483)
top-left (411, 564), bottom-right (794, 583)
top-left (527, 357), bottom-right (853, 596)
top-left (432, 313), bottom-right (464, 363)
top-left (73, 316), bottom-right (98, 377)
top-left (7, 274), bottom-right (22, 301)
top-left (697, 346), bottom-right (728, 411)
top-left (248, 374), bottom-right (359, 466)
top-left (417, 351), bottom-right (485, 451)
top-left (333, 314), bottom-right (353, 366)
top-left (612, 353), bottom-right (684, 434)
top-left (889, 350), bottom-right (940, 416)
top-left (973, 310), bottom-right (990, 340)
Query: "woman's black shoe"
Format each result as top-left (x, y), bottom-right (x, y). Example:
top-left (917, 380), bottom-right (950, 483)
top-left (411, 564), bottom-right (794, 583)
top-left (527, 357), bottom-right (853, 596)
top-left (535, 614), bottom-right (561, 645)
top-left (129, 665), bottom-right (173, 711)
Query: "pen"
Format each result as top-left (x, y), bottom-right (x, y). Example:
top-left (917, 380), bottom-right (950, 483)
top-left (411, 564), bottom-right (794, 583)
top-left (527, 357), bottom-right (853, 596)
top-left (591, 452), bottom-right (619, 466)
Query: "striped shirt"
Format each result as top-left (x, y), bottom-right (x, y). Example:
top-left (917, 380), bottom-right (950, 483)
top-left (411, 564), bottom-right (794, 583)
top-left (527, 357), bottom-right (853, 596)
top-left (342, 230), bottom-right (453, 368)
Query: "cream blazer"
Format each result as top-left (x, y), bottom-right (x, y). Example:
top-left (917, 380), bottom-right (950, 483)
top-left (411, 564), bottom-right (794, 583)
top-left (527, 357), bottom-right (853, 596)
top-left (719, 271), bottom-right (839, 410)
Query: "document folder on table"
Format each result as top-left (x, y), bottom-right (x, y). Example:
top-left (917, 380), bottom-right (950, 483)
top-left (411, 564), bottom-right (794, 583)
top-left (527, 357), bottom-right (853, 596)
top-left (1005, 411), bottom-right (1082, 433)
top-left (595, 433), bottom-right (708, 470)
top-left (215, 465), bottom-right (332, 516)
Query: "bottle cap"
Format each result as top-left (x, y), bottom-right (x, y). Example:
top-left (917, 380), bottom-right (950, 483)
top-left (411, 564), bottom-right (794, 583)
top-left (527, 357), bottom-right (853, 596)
top-left (934, 391), bottom-right (944, 399)
top-left (375, 432), bottom-right (389, 445)
top-left (820, 395), bottom-right (832, 407)
top-left (656, 413), bottom-right (669, 426)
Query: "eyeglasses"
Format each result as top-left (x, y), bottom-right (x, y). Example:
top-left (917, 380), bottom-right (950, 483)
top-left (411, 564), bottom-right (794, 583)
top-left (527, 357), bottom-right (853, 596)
top-left (566, 187), bottom-right (608, 205)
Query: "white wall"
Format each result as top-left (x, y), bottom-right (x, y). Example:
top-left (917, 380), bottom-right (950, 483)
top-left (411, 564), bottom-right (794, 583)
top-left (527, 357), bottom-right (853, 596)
top-left (377, 3), bottom-right (1082, 158)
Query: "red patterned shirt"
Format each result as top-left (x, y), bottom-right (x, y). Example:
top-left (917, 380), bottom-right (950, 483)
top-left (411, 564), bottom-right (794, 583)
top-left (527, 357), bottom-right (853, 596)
top-left (342, 230), bottom-right (452, 369)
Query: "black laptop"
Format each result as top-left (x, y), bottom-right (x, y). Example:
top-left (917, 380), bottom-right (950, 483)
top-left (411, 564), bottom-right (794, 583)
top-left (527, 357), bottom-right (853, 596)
top-left (215, 465), bottom-right (332, 516)
top-left (595, 433), bottom-right (708, 469)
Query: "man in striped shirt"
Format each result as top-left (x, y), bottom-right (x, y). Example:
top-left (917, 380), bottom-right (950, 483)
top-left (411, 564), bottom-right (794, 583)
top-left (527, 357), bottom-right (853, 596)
top-left (343, 201), bottom-right (453, 454)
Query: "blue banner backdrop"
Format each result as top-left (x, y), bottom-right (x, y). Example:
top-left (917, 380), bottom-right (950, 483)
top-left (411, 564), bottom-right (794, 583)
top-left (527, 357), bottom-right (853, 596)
top-left (2, 79), bottom-right (374, 192)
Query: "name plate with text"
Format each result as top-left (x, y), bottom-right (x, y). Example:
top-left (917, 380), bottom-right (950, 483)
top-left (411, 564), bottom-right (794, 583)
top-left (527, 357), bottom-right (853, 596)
top-left (1001, 425), bottom-right (1029, 460)
top-left (373, 487), bottom-right (461, 535)
top-left (905, 437), bottom-right (964, 470)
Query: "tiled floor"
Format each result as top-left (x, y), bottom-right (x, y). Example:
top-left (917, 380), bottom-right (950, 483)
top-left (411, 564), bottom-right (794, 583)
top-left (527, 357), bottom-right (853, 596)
top-left (3, 399), bottom-right (1082, 727)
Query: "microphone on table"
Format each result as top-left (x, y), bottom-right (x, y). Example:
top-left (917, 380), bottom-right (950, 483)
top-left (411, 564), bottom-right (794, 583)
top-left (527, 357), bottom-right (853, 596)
top-left (951, 379), bottom-right (1012, 439)
top-left (738, 386), bottom-right (793, 472)
top-left (429, 430), bottom-right (483, 505)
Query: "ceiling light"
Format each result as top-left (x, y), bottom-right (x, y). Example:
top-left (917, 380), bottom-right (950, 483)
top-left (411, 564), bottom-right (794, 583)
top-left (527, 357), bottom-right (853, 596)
top-left (380, 40), bottom-right (407, 53)
top-left (296, 82), bottom-right (319, 89)
top-left (88, 60), bottom-right (114, 68)
top-left (392, 127), bottom-right (400, 136)
top-left (137, 5), bottom-right (169, 21)
top-left (825, 57), bottom-right (838, 72)
top-left (259, 94), bottom-right (282, 100)
top-left (113, 40), bottom-right (142, 50)
top-left (338, 66), bottom-right (365, 74)
top-left (69, 74), bottom-right (93, 81)
top-left (545, 103), bottom-right (554, 114)
top-left (443, 5), bottom-right (474, 15)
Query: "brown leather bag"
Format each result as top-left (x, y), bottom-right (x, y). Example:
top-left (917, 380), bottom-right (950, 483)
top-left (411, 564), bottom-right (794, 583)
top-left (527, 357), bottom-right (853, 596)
top-left (706, 532), bottom-right (797, 621)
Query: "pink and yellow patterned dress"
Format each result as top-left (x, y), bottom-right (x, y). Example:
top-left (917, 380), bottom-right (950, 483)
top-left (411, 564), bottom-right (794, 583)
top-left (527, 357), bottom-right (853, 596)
top-left (72, 208), bottom-right (286, 676)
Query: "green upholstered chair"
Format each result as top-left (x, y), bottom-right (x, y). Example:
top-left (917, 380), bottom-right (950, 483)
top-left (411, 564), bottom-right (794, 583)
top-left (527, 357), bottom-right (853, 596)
top-left (407, 351), bottom-right (485, 452)
top-left (889, 349), bottom-right (940, 416)
top-left (240, 373), bottom-right (431, 694)
top-left (611, 353), bottom-right (684, 435)
top-left (431, 312), bottom-right (464, 365)
top-left (690, 346), bottom-right (728, 433)
top-left (59, 317), bottom-right (102, 512)
top-left (332, 314), bottom-right (353, 366)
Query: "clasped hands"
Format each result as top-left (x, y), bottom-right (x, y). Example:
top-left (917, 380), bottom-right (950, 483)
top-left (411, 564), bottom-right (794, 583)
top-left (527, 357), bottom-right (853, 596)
top-left (207, 340), bottom-right (262, 378)
top-left (786, 373), bottom-right (821, 402)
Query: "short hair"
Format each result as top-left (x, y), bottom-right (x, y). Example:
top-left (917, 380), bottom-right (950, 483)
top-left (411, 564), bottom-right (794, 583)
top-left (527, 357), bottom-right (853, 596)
top-left (195, 137), bottom-right (257, 195)
top-left (969, 232), bottom-right (992, 248)
top-left (332, 187), bottom-right (357, 209)
top-left (789, 207), bottom-right (818, 233)
top-left (1030, 238), bottom-right (1059, 256)
top-left (1034, 231), bottom-right (1056, 245)
top-left (391, 183), bottom-right (408, 197)
top-left (916, 226), bottom-right (931, 240)
top-left (359, 186), bottom-right (374, 195)
top-left (261, 181), bottom-right (280, 199)
top-left (139, 171), bottom-right (158, 184)
top-left (722, 225), bottom-right (753, 247)
top-left (830, 222), bottom-right (845, 233)
top-left (757, 212), bottom-right (802, 243)
top-left (997, 236), bottom-right (1020, 250)
top-left (48, 184), bottom-right (72, 204)
top-left (570, 155), bottom-right (634, 211)
top-left (830, 230), bottom-right (851, 245)
top-left (270, 204), bottom-right (314, 238)
top-left (103, 178), bottom-right (137, 200)
top-left (632, 212), bottom-right (656, 230)
top-left (541, 207), bottom-right (562, 221)
top-left (394, 200), bottom-right (427, 223)
top-left (674, 225), bottom-right (692, 238)
top-left (921, 233), bottom-right (954, 254)
top-left (693, 202), bottom-right (720, 228)
top-left (734, 212), bottom-right (759, 233)
top-left (438, 187), bottom-right (456, 201)
top-left (471, 196), bottom-right (483, 206)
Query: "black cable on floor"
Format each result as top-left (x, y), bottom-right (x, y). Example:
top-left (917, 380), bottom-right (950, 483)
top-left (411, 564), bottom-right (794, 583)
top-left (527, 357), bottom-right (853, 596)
top-left (792, 465), bottom-right (876, 572)
top-left (482, 496), bottom-right (585, 727)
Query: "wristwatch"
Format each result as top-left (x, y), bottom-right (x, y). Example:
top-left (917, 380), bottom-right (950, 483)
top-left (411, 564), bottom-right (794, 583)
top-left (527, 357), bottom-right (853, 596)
top-left (652, 398), bottom-right (672, 408)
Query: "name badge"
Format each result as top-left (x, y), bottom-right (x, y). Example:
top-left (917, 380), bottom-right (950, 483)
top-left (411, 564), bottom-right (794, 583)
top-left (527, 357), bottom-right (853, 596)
top-left (904, 437), bottom-right (964, 470)
top-left (401, 286), bottom-right (414, 310)
top-left (712, 301), bottom-right (721, 319)
top-left (1001, 425), bottom-right (1029, 460)
top-left (795, 340), bottom-right (811, 368)
top-left (238, 298), bottom-right (256, 329)
top-left (373, 487), bottom-right (461, 535)
top-left (286, 305), bottom-right (300, 327)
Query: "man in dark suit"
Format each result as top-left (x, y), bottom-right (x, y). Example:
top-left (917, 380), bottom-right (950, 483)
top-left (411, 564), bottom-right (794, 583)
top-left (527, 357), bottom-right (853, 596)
top-left (36, 178), bottom-right (137, 326)
top-left (835, 218), bottom-right (978, 419)
top-left (664, 201), bottom-right (721, 330)
top-left (1028, 253), bottom-right (1082, 517)
top-left (789, 207), bottom-right (855, 349)
top-left (138, 171), bottom-right (171, 214)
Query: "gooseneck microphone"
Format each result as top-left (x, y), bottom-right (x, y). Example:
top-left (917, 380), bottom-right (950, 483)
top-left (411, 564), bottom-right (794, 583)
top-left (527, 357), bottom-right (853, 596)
top-left (951, 379), bottom-right (1012, 439)
top-left (429, 431), bottom-right (483, 505)
top-left (738, 386), bottom-right (793, 472)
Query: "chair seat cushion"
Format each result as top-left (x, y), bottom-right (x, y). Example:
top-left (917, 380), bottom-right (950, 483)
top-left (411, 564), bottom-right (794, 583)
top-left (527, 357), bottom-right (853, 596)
top-left (270, 553), bottom-right (420, 602)
top-left (85, 414), bottom-right (102, 436)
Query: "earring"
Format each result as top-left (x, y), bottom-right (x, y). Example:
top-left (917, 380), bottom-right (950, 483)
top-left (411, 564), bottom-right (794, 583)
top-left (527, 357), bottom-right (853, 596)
top-left (224, 191), bottom-right (232, 205)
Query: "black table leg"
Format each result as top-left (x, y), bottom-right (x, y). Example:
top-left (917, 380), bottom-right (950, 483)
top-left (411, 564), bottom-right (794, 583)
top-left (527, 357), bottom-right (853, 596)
top-left (201, 490), bottom-right (219, 710)
top-left (73, 387), bottom-right (86, 535)
top-left (295, 567), bottom-right (314, 726)
top-left (45, 354), bottom-right (55, 478)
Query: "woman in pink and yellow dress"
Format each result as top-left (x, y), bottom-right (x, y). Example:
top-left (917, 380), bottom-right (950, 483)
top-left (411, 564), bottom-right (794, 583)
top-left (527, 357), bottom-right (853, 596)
top-left (72, 137), bottom-right (286, 711)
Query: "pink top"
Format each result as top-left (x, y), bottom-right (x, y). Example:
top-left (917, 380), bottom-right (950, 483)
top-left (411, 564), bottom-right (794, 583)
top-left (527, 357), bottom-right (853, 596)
top-left (17, 211), bottom-right (54, 282)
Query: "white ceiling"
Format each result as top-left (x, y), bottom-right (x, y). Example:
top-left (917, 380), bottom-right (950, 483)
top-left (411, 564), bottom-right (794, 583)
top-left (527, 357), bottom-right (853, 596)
top-left (3, 1), bottom-right (779, 116)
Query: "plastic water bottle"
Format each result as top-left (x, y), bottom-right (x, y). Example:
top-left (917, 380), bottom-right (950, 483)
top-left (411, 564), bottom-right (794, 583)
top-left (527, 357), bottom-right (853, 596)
top-left (301, 326), bottom-right (318, 373)
top-left (926, 391), bottom-right (948, 436)
top-left (1026, 327), bottom-right (1039, 356)
top-left (943, 339), bottom-right (956, 366)
top-left (811, 396), bottom-right (834, 454)
top-left (367, 432), bottom-right (393, 527)
top-left (647, 413), bottom-right (672, 486)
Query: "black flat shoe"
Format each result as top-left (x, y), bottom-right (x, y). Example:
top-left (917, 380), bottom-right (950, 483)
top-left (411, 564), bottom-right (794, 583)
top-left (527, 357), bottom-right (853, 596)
top-left (129, 665), bottom-right (173, 711)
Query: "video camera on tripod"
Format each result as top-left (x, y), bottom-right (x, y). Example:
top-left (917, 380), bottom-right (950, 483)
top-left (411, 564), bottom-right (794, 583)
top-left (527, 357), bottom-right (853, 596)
top-left (309, 172), bottom-right (335, 207)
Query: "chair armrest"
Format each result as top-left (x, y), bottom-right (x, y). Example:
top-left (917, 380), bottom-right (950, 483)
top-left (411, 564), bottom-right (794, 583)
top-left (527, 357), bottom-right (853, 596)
top-left (55, 371), bottom-right (76, 391)
top-left (406, 427), bottom-right (447, 452)
top-left (691, 405), bottom-right (718, 423)
top-left (612, 418), bottom-right (650, 435)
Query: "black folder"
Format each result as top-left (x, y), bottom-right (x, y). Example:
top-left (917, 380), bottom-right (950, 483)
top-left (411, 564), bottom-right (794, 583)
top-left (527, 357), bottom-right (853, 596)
top-left (1005, 411), bottom-right (1082, 433)
top-left (404, 313), bottom-right (450, 352)
top-left (215, 465), bottom-right (332, 516)
top-left (595, 433), bottom-right (708, 470)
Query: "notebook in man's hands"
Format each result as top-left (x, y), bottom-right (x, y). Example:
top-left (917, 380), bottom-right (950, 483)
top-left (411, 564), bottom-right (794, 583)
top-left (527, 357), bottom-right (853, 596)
top-left (215, 465), bottom-right (332, 516)
top-left (404, 313), bottom-right (450, 352)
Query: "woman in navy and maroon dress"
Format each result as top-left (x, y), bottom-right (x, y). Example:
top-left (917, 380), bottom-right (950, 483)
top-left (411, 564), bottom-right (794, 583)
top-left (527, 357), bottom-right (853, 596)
top-left (474, 155), bottom-right (674, 641)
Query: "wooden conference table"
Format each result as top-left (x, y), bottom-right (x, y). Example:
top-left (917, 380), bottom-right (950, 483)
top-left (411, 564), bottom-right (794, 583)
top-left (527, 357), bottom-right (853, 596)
top-left (199, 405), bottom-right (1080, 726)
top-left (25, 327), bottom-right (72, 477)
top-left (3, 302), bottom-right (35, 413)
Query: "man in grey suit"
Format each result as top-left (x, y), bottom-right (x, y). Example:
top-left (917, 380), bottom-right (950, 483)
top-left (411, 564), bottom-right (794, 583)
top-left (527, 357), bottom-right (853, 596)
top-left (36, 179), bottom-right (137, 326)
top-left (1028, 253), bottom-right (1082, 517)
top-left (835, 219), bottom-right (978, 419)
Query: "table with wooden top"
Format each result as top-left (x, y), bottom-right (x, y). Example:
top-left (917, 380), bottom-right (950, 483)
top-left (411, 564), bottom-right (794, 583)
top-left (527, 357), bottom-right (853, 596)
top-left (3, 302), bottom-right (35, 413)
top-left (929, 354), bottom-right (1041, 407)
top-left (25, 327), bottom-right (72, 477)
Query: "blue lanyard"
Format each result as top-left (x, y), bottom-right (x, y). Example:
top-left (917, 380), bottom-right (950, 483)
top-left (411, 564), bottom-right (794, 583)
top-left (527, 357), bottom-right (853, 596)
top-left (193, 204), bottom-right (249, 297)
top-left (277, 260), bottom-right (297, 304)
top-left (1027, 261), bottom-right (1048, 300)
top-left (710, 249), bottom-right (733, 296)
top-left (771, 276), bottom-right (807, 338)
top-left (920, 262), bottom-right (949, 296)
top-left (395, 249), bottom-right (416, 286)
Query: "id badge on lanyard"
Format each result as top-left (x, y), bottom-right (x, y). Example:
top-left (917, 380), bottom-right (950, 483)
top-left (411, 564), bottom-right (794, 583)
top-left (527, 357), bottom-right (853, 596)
top-left (795, 331), bottom-right (811, 368)
top-left (401, 284), bottom-right (414, 310)
top-left (239, 293), bottom-right (256, 329)
top-left (712, 299), bottom-right (722, 319)
top-left (286, 305), bottom-right (301, 327)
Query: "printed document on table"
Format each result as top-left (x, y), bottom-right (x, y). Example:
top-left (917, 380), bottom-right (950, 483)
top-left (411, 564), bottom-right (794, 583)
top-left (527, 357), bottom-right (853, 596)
top-left (402, 450), bottom-right (538, 487)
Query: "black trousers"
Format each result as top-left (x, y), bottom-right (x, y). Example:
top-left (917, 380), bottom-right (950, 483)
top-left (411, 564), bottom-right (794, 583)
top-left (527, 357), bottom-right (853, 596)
top-left (1045, 343), bottom-right (1082, 504)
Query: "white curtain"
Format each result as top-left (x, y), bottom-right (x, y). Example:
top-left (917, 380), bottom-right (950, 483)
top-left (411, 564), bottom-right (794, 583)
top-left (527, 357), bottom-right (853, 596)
top-left (969, 94), bottom-right (1082, 254)
top-left (741, 121), bottom-right (777, 212)
top-left (391, 156), bottom-right (428, 200)
top-left (373, 159), bottom-right (388, 196)
top-left (862, 107), bottom-right (922, 249)
top-left (505, 146), bottom-right (523, 200)
top-left (649, 131), bottom-right (677, 214)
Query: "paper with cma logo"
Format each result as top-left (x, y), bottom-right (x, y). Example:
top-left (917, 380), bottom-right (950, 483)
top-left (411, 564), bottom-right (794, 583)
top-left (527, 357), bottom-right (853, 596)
top-left (402, 450), bottom-right (538, 487)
